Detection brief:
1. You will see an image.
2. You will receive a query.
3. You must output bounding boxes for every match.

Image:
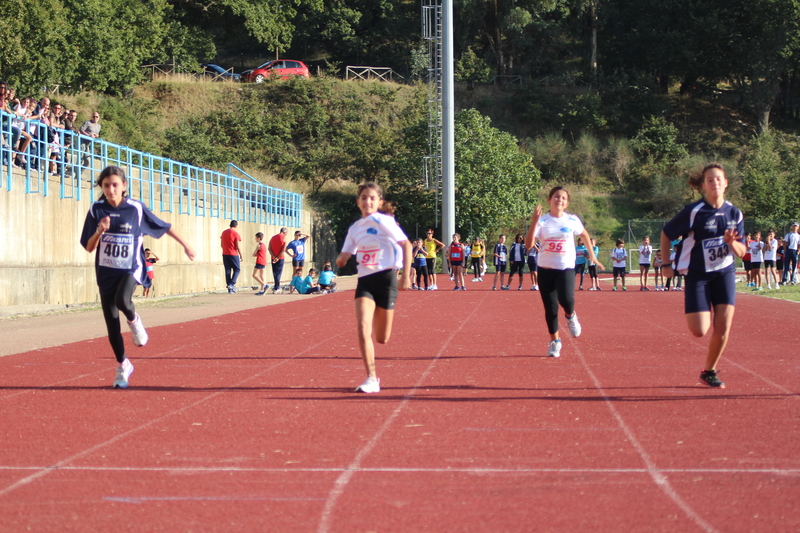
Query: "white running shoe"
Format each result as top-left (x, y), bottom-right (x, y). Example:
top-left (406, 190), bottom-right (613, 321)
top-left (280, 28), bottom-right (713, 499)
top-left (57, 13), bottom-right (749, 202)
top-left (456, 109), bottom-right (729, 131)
top-left (128, 314), bottom-right (148, 347)
top-left (567, 313), bottom-right (582, 338)
top-left (547, 340), bottom-right (562, 358)
top-left (114, 358), bottom-right (134, 389)
top-left (355, 376), bottom-right (380, 393)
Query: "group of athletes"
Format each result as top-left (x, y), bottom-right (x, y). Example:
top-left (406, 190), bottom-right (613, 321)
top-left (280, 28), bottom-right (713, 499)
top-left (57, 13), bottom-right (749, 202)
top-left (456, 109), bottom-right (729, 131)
top-left (82, 163), bottom-right (747, 392)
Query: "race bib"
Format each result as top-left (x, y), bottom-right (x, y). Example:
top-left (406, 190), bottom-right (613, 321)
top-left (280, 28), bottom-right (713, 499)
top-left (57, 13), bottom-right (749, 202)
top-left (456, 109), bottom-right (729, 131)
top-left (543, 237), bottom-right (568, 255)
top-left (702, 236), bottom-right (733, 272)
top-left (451, 250), bottom-right (462, 259)
top-left (357, 238), bottom-right (381, 270)
top-left (99, 233), bottom-right (134, 270)
top-left (296, 244), bottom-right (305, 256)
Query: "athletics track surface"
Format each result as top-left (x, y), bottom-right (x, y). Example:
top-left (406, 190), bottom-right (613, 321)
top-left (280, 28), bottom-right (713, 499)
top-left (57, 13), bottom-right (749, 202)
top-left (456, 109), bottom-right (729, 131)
top-left (1, 286), bottom-right (798, 532)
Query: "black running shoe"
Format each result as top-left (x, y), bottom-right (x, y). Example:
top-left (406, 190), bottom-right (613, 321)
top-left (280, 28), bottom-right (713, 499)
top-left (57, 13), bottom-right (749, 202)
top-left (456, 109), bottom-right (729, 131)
top-left (699, 369), bottom-right (725, 389)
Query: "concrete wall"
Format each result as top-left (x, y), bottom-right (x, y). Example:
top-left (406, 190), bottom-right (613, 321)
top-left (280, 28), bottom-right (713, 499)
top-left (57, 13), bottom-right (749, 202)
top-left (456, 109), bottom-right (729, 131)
top-left (0, 169), bottom-right (315, 315)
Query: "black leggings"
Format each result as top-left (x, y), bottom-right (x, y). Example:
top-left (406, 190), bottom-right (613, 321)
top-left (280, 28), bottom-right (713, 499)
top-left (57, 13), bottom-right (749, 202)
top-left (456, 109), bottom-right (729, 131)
top-left (100, 275), bottom-right (138, 363)
top-left (538, 267), bottom-right (575, 335)
top-left (416, 265), bottom-right (429, 288)
top-left (575, 263), bottom-right (586, 287)
top-left (471, 257), bottom-right (482, 277)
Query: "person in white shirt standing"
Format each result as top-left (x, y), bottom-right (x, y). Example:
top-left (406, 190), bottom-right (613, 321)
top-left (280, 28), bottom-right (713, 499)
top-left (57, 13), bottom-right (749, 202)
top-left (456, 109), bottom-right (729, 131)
top-left (749, 230), bottom-right (765, 291)
top-left (782, 222), bottom-right (799, 285)
top-left (763, 230), bottom-right (779, 289)
top-left (525, 186), bottom-right (604, 359)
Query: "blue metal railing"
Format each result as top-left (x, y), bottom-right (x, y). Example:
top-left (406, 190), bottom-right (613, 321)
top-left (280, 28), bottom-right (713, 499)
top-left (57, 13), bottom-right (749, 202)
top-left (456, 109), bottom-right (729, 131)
top-left (0, 109), bottom-right (302, 227)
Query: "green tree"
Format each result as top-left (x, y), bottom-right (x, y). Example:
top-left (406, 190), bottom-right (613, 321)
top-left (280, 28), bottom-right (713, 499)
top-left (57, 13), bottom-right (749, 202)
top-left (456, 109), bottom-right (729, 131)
top-left (454, 109), bottom-right (541, 237)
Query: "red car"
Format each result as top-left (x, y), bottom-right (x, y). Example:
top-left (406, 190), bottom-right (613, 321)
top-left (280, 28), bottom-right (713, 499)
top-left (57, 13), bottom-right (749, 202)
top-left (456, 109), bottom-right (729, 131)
top-left (241, 60), bottom-right (310, 82)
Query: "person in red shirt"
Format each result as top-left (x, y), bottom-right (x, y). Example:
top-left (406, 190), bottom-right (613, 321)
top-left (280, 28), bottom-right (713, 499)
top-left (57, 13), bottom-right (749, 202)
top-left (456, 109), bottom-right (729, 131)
top-left (252, 232), bottom-right (268, 295)
top-left (220, 220), bottom-right (243, 293)
top-left (268, 227), bottom-right (289, 294)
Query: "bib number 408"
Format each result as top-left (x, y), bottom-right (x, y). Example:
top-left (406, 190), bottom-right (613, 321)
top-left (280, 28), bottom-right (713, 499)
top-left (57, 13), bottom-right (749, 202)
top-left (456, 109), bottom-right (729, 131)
top-left (104, 243), bottom-right (130, 258)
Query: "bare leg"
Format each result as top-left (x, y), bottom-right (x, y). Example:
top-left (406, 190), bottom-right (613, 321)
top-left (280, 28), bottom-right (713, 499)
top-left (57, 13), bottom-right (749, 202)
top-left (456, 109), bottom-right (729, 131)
top-left (685, 305), bottom-right (735, 371)
top-left (355, 297), bottom-right (395, 378)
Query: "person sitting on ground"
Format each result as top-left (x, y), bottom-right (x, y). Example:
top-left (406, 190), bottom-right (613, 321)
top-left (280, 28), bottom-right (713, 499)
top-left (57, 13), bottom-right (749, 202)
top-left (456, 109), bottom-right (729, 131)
top-left (318, 263), bottom-right (338, 292)
top-left (289, 266), bottom-right (321, 294)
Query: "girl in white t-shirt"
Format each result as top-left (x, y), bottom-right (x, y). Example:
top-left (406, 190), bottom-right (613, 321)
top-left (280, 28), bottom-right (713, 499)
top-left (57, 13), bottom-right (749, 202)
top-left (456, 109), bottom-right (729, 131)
top-left (610, 239), bottom-right (628, 291)
top-left (749, 230), bottom-right (764, 290)
top-left (638, 236), bottom-right (653, 291)
top-left (525, 186), bottom-right (604, 358)
top-left (336, 182), bottom-right (412, 393)
top-left (763, 230), bottom-right (778, 289)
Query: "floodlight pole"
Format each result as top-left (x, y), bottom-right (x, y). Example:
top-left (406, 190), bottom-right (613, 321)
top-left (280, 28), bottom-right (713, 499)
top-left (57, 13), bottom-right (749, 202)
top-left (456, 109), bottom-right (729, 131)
top-left (441, 0), bottom-right (455, 244)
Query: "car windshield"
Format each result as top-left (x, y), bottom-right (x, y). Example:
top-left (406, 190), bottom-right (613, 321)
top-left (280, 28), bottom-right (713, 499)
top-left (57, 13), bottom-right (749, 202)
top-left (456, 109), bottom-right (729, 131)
top-left (204, 65), bottom-right (224, 73)
top-left (256, 61), bottom-right (276, 70)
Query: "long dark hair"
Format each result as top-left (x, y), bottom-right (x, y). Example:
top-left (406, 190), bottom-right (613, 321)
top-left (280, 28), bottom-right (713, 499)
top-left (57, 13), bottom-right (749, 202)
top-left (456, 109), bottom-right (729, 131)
top-left (95, 166), bottom-right (128, 201)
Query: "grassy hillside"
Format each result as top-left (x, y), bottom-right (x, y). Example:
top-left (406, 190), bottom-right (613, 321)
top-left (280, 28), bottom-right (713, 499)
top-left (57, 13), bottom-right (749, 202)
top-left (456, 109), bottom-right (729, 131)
top-left (52, 75), bottom-right (800, 245)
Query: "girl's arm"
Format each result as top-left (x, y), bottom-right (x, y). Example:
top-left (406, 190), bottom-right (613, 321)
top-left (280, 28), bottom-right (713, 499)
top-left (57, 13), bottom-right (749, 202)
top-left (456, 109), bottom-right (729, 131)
top-left (724, 229), bottom-right (747, 258)
top-left (525, 204), bottom-right (543, 250)
top-left (580, 230), bottom-right (604, 270)
top-left (336, 252), bottom-right (352, 269)
top-left (84, 216), bottom-right (111, 253)
top-left (399, 239), bottom-right (413, 290)
top-left (166, 227), bottom-right (196, 260)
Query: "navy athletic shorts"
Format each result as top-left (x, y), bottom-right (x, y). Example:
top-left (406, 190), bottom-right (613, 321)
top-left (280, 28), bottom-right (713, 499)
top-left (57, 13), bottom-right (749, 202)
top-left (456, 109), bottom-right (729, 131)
top-left (684, 269), bottom-right (736, 314)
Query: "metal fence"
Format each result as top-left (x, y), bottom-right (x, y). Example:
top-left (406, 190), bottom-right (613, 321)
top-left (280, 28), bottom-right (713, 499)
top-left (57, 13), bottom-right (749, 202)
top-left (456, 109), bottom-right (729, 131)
top-left (0, 109), bottom-right (301, 227)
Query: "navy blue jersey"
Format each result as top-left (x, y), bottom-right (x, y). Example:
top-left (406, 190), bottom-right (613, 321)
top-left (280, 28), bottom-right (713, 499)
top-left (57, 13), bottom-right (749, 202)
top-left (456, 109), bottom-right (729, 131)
top-left (663, 199), bottom-right (744, 275)
top-left (494, 243), bottom-right (508, 265)
top-left (80, 197), bottom-right (171, 294)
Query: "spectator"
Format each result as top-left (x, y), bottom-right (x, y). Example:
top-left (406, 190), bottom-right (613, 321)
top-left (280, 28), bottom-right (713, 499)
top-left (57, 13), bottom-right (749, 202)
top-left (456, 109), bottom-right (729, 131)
top-left (11, 96), bottom-right (34, 165)
top-left (268, 227), bottom-right (289, 294)
top-left (28, 98), bottom-right (51, 171)
top-left (285, 230), bottom-right (310, 268)
top-left (289, 266), bottom-right (321, 294)
top-left (252, 232), bottom-right (267, 295)
top-left (783, 222), bottom-right (799, 285)
top-left (220, 220), bottom-right (243, 293)
top-left (318, 262), bottom-right (338, 293)
top-left (79, 111), bottom-right (101, 171)
top-left (48, 102), bottom-right (66, 175)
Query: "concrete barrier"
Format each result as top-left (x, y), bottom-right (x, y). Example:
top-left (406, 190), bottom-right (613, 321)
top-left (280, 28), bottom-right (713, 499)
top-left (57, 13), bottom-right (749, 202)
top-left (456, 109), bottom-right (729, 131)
top-left (0, 168), bottom-right (315, 314)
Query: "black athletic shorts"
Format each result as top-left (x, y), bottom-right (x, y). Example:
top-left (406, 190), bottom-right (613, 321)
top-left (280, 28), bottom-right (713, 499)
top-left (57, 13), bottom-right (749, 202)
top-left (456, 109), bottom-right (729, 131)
top-left (355, 269), bottom-right (398, 310)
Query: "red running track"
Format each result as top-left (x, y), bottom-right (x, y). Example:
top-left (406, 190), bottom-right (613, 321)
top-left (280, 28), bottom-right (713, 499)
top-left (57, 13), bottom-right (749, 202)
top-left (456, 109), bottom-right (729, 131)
top-left (0, 287), bottom-right (798, 532)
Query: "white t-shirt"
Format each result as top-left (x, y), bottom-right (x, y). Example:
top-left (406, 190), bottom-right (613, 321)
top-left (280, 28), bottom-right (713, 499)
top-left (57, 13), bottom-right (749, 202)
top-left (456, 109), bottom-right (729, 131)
top-left (785, 232), bottom-right (800, 251)
top-left (638, 245), bottom-right (653, 265)
top-left (764, 239), bottom-right (777, 261)
top-left (341, 212), bottom-right (408, 277)
top-left (749, 240), bottom-right (764, 263)
top-left (611, 247), bottom-right (627, 268)
top-left (533, 213), bottom-right (585, 270)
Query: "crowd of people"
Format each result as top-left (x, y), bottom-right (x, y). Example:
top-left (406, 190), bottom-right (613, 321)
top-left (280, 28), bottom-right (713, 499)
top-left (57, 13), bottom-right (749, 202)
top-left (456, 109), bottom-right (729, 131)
top-left (0, 80), bottom-right (101, 174)
top-left (738, 225), bottom-right (800, 290)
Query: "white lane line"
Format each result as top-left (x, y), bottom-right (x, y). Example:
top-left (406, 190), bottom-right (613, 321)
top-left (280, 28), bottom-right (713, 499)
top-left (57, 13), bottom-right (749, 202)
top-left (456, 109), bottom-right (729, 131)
top-left (572, 340), bottom-right (719, 533)
top-left (0, 329), bottom-right (347, 499)
top-left (1, 465), bottom-right (797, 475)
top-left (316, 293), bottom-right (487, 533)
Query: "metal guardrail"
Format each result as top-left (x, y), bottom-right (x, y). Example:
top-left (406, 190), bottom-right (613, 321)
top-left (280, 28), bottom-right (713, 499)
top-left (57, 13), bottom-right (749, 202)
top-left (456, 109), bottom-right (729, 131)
top-left (345, 66), bottom-right (404, 82)
top-left (0, 109), bottom-right (302, 227)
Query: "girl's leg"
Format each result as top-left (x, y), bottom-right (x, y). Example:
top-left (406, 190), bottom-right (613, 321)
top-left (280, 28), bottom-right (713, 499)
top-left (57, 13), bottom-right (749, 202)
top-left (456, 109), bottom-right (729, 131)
top-left (100, 276), bottom-right (138, 363)
top-left (422, 268), bottom-right (429, 288)
top-left (537, 268), bottom-right (560, 340)
top-left (686, 305), bottom-right (735, 371)
top-left (555, 269), bottom-right (576, 318)
top-left (493, 270), bottom-right (500, 289)
top-left (354, 297), bottom-right (378, 378)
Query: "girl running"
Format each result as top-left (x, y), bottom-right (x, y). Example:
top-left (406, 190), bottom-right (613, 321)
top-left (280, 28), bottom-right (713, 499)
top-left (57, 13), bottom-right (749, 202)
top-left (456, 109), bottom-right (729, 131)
top-left (660, 163), bottom-right (746, 389)
top-left (80, 166), bottom-right (195, 389)
top-left (336, 183), bottom-right (412, 393)
top-left (525, 186), bottom-right (604, 358)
